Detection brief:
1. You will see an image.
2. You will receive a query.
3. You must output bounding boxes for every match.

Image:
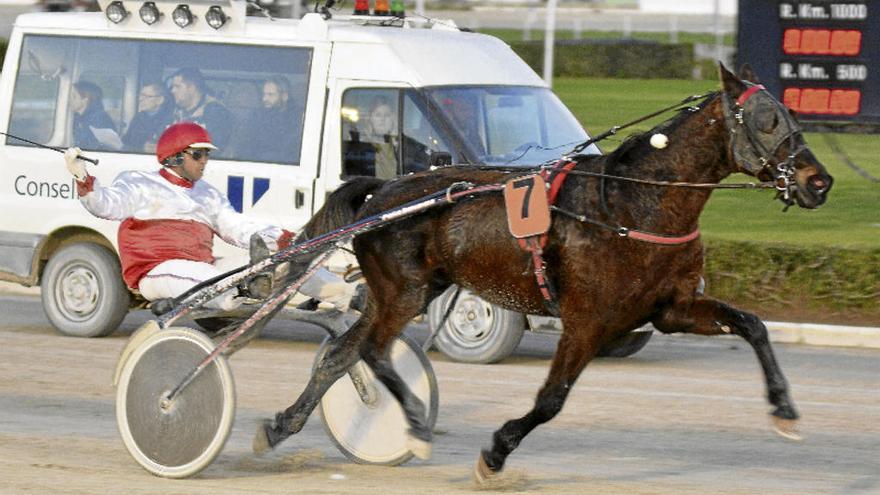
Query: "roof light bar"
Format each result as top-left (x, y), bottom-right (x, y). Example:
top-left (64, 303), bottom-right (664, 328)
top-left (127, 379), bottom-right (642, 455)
top-left (139, 1), bottom-right (161, 25)
top-left (105, 0), bottom-right (129, 23)
top-left (172, 4), bottom-right (194, 28)
top-left (205, 6), bottom-right (227, 29)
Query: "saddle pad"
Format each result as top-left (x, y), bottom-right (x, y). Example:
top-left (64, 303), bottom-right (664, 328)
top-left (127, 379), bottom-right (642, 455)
top-left (503, 174), bottom-right (551, 238)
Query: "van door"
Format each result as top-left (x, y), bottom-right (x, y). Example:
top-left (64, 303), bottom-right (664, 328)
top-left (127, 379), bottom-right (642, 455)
top-left (313, 79), bottom-right (409, 210)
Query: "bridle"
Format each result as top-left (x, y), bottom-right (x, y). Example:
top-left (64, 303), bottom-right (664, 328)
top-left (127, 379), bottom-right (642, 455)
top-left (720, 83), bottom-right (806, 209)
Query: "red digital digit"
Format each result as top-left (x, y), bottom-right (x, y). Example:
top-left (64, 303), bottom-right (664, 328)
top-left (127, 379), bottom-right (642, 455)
top-left (801, 88), bottom-right (831, 113)
top-left (829, 30), bottom-right (862, 56)
top-left (802, 29), bottom-right (828, 54)
top-left (783, 88), bottom-right (802, 110)
top-left (783, 29), bottom-right (801, 55)
top-left (829, 90), bottom-right (861, 115)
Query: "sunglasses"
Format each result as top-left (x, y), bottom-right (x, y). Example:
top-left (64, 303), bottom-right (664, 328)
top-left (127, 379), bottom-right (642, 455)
top-left (184, 149), bottom-right (211, 161)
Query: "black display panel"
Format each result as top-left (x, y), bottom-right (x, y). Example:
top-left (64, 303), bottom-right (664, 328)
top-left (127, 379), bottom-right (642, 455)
top-left (738, 0), bottom-right (879, 124)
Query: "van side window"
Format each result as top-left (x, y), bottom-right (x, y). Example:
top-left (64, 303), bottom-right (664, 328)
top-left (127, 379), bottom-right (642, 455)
top-left (341, 88), bottom-right (455, 178)
top-left (341, 89), bottom-right (400, 178)
top-left (5, 34), bottom-right (311, 164)
top-left (7, 37), bottom-right (67, 147)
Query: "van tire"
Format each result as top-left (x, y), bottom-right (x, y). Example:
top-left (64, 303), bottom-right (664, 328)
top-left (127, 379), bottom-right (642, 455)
top-left (427, 286), bottom-right (525, 364)
top-left (41, 243), bottom-right (129, 337)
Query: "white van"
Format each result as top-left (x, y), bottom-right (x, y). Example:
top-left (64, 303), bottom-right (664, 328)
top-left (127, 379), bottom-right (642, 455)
top-left (0, 0), bottom-right (648, 363)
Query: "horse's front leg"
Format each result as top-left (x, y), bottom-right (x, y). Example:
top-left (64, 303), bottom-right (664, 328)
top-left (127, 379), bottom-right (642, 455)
top-left (476, 317), bottom-right (601, 482)
top-left (252, 314), bottom-right (371, 453)
top-left (653, 296), bottom-right (801, 440)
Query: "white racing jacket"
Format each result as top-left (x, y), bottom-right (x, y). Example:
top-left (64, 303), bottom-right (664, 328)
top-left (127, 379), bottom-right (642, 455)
top-left (77, 168), bottom-right (291, 288)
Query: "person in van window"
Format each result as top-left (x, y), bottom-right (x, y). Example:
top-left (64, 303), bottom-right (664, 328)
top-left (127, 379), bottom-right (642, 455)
top-left (71, 80), bottom-right (122, 151)
top-left (240, 76), bottom-right (302, 163)
top-left (360, 96), bottom-right (399, 178)
top-left (122, 81), bottom-right (174, 153)
top-left (169, 67), bottom-right (234, 151)
top-left (62, 121), bottom-right (361, 313)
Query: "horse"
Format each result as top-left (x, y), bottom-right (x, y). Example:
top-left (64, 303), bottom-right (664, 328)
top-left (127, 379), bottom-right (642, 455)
top-left (252, 64), bottom-right (834, 481)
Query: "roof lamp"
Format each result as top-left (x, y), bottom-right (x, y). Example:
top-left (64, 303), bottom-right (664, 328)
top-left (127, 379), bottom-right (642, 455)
top-left (139, 1), bottom-right (160, 25)
top-left (373, 0), bottom-right (390, 16)
top-left (105, 1), bottom-right (129, 23)
top-left (390, 0), bottom-right (404, 16)
top-left (353, 0), bottom-right (369, 15)
top-left (205, 6), bottom-right (227, 29)
top-left (172, 4), bottom-right (194, 28)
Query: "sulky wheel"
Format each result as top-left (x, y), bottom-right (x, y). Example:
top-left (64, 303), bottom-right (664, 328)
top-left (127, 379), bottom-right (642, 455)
top-left (316, 334), bottom-right (439, 466)
top-left (116, 326), bottom-right (235, 478)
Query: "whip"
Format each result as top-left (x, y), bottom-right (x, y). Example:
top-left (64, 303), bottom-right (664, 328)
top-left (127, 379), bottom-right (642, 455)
top-left (0, 131), bottom-right (99, 165)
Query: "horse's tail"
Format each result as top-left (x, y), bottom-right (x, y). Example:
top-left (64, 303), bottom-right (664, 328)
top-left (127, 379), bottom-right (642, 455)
top-left (301, 177), bottom-right (386, 239)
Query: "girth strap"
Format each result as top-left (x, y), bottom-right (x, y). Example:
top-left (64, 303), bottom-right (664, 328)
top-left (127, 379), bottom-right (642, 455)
top-left (517, 236), bottom-right (561, 317)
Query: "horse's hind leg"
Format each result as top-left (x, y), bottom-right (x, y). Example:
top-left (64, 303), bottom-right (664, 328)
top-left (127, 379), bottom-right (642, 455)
top-left (253, 313), bottom-right (373, 453)
top-left (361, 329), bottom-right (433, 459)
top-left (477, 316), bottom-right (602, 481)
top-left (654, 296), bottom-right (800, 440)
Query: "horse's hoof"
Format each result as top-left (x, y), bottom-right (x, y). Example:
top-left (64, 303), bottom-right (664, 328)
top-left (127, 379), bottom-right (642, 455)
top-left (473, 451), bottom-right (499, 485)
top-left (771, 416), bottom-right (803, 442)
top-left (407, 433), bottom-right (433, 460)
top-left (252, 419), bottom-right (279, 454)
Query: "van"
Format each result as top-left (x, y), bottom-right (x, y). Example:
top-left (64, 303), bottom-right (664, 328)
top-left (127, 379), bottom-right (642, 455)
top-left (0, 0), bottom-right (651, 363)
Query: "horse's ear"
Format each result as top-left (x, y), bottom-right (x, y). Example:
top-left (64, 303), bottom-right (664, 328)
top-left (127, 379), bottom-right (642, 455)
top-left (738, 64), bottom-right (760, 83)
top-left (718, 62), bottom-right (747, 99)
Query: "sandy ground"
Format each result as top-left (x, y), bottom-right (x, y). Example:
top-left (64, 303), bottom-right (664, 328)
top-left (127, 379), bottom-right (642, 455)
top-left (1, 295), bottom-right (879, 494)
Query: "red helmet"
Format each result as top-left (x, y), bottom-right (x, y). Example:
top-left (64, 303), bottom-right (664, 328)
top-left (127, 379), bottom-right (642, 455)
top-left (156, 122), bottom-right (217, 164)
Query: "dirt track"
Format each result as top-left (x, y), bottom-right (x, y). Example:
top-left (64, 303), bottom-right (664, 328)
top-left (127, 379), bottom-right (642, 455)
top-left (1, 295), bottom-right (878, 494)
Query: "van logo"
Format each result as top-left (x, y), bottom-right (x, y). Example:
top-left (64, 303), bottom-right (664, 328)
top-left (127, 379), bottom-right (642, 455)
top-left (227, 176), bottom-right (270, 213)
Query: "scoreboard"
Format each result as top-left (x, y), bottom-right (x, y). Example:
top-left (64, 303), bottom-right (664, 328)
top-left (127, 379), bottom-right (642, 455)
top-left (738, 0), bottom-right (879, 124)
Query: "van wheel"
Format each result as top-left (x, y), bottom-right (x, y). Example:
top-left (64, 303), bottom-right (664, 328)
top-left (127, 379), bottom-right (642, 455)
top-left (41, 243), bottom-right (129, 337)
top-left (427, 286), bottom-right (525, 364)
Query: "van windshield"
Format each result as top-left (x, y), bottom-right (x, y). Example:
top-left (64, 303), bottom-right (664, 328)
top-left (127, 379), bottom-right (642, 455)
top-left (426, 86), bottom-right (598, 166)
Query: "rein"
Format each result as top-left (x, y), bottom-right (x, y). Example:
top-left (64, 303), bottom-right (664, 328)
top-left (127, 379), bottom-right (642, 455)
top-left (561, 169), bottom-right (775, 190)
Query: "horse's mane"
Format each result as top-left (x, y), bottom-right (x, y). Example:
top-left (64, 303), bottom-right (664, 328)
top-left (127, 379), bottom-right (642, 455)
top-left (604, 91), bottom-right (720, 167)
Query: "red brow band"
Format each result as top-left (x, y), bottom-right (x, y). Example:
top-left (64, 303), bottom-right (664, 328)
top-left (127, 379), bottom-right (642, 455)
top-left (736, 84), bottom-right (765, 107)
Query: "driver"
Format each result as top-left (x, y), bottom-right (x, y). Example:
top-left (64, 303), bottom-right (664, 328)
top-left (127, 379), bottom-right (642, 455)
top-left (64, 121), bottom-right (358, 312)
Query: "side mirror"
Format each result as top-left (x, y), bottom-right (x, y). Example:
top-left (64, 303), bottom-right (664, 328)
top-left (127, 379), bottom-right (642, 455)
top-left (429, 151), bottom-right (452, 168)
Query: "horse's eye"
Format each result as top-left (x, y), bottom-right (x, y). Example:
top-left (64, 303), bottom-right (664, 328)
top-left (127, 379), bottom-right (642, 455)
top-left (754, 109), bottom-right (779, 134)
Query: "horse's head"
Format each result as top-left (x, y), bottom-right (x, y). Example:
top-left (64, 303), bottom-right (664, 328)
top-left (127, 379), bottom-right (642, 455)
top-left (718, 64), bottom-right (833, 209)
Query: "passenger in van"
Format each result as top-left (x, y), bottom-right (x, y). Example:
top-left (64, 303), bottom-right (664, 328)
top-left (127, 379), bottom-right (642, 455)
top-left (122, 82), bottom-right (174, 152)
top-left (240, 76), bottom-right (302, 163)
top-left (63, 122), bottom-right (361, 312)
top-left (360, 96), bottom-right (399, 179)
top-left (71, 80), bottom-right (122, 151)
top-left (169, 67), bottom-right (234, 151)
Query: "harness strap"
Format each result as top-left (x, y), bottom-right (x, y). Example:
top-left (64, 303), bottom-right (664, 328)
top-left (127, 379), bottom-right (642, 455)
top-left (518, 237), bottom-right (561, 316)
top-left (736, 84), bottom-right (765, 106)
top-left (623, 228), bottom-right (700, 245)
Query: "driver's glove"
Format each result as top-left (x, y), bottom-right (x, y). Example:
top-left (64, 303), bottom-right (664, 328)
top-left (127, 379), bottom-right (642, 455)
top-left (64, 147), bottom-right (89, 181)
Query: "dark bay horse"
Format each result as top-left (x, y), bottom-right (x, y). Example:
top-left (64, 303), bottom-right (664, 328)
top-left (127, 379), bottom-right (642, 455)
top-left (253, 65), bottom-right (833, 481)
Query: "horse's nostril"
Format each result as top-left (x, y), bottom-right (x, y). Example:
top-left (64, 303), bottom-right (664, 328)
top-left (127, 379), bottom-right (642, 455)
top-left (809, 176), bottom-right (827, 192)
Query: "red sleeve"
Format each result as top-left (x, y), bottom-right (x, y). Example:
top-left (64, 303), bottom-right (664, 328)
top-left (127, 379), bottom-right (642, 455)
top-left (76, 175), bottom-right (96, 197)
top-left (277, 229), bottom-right (296, 251)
